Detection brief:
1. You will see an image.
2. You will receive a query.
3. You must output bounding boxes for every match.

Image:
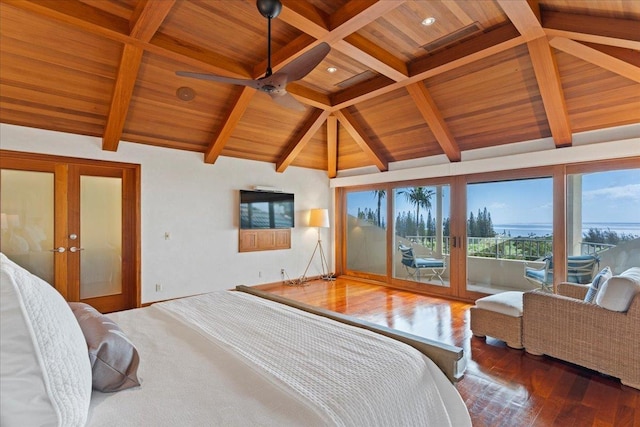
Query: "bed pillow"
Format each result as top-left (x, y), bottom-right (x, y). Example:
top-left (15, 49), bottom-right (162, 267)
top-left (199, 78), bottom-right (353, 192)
top-left (0, 252), bottom-right (92, 427)
top-left (595, 267), bottom-right (640, 312)
top-left (584, 266), bottom-right (612, 303)
top-left (69, 302), bottom-right (141, 392)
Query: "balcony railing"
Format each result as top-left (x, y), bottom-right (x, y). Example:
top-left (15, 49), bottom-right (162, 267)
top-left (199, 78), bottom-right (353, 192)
top-left (405, 235), bottom-right (614, 260)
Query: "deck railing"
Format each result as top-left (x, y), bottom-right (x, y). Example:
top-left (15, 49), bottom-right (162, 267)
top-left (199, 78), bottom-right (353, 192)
top-left (405, 235), bottom-right (614, 260)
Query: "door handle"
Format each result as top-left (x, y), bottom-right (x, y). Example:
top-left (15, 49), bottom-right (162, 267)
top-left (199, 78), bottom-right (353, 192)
top-left (49, 247), bottom-right (66, 253)
top-left (69, 247), bottom-right (85, 253)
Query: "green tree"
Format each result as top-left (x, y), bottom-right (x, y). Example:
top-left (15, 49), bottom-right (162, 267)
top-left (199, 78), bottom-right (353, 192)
top-left (399, 187), bottom-right (435, 239)
top-left (371, 190), bottom-right (386, 227)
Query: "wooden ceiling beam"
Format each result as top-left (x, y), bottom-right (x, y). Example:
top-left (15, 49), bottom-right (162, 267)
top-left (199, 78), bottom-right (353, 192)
top-left (276, 110), bottom-right (330, 173)
top-left (129, 0), bottom-right (176, 42)
top-left (326, 115), bottom-right (338, 178)
top-left (275, 0), bottom-right (407, 82)
top-left (497, 0), bottom-right (571, 147)
top-left (102, 0), bottom-right (175, 152)
top-left (334, 110), bottom-right (387, 171)
top-left (405, 83), bottom-right (461, 162)
top-left (526, 37), bottom-right (572, 147)
top-left (205, 87), bottom-right (256, 164)
top-left (331, 24), bottom-right (524, 111)
top-left (550, 37), bottom-right (640, 84)
top-left (286, 83), bottom-right (332, 110)
top-left (496, 0), bottom-right (544, 42)
top-left (336, 35), bottom-right (407, 81)
top-left (102, 44), bottom-right (144, 151)
top-left (542, 10), bottom-right (640, 50)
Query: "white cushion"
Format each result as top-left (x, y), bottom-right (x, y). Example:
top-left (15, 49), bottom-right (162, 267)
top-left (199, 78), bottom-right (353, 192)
top-left (595, 267), bottom-right (640, 312)
top-left (0, 253), bottom-right (92, 426)
top-left (475, 291), bottom-right (524, 317)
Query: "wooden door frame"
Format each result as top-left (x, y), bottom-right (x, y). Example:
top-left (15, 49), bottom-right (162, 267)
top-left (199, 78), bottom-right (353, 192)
top-left (0, 149), bottom-right (141, 309)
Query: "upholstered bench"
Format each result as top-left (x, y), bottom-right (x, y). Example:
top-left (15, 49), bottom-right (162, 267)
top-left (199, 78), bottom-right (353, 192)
top-left (470, 291), bottom-right (524, 349)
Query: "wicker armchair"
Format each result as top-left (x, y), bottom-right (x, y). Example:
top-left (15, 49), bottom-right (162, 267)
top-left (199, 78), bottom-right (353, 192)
top-left (523, 282), bottom-right (640, 389)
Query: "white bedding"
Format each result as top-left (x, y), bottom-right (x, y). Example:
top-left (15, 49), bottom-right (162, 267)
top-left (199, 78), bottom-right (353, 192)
top-left (88, 291), bottom-right (470, 426)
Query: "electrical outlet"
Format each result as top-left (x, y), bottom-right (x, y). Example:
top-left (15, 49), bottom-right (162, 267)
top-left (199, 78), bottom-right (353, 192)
top-left (155, 283), bottom-right (162, 292)
top-left (258, 271), bottom-right (262, 278)
top-left (280, 268), bottom-right (285, 275)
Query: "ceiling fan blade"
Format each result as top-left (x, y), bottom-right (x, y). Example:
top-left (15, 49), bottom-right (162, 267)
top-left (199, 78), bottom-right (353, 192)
top-left (269, 91), bottom-right (306, 112)
top-left (176, 71), bottom-right (261, 89)
top-left (277, 42), bottom-right (330, 82)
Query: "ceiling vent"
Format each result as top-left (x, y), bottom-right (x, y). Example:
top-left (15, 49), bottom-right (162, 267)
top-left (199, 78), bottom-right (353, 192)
top-left (335, 70), bottom-right (377, 88)
top-left (422, 22), bottom-right (482, 53)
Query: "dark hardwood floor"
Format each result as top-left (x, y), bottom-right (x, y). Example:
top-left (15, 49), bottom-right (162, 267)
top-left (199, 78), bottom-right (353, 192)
top-left (254, 278), bottom-right (640, 427)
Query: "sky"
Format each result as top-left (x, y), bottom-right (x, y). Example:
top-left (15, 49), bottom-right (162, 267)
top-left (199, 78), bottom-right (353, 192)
top-left (346, 168), bottom-right (640, 227)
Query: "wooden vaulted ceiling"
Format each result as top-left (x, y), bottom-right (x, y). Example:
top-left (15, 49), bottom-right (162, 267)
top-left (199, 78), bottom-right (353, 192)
top-left (0, 0), bottom-right (639, 177)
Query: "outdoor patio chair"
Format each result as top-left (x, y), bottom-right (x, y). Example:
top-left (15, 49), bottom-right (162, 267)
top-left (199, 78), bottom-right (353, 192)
top-left (524, 255), bottom-right (600, 292)
top-left (398, 244), bottom-right (446, 285)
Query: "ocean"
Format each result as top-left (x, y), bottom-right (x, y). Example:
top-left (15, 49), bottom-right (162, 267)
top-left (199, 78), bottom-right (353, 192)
top-left (493, 222), bottom-right (640, 238)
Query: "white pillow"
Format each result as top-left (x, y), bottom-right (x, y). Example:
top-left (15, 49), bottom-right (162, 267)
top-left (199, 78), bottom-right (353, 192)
top-left (595, 267), bottom-right (640, 312)
top-left (0, 253), bottom-right (92, 426)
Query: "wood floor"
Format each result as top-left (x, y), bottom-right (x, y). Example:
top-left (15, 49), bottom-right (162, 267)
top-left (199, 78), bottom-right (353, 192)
top-left (254, 278), bottom-right (640, 427)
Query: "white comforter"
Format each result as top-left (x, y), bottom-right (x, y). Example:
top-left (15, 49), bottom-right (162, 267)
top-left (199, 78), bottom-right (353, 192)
top-left (88, 291), bottom-right (470, 426)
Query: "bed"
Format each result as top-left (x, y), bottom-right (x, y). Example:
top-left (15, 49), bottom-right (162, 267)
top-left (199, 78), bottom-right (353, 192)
top-left (0, 252), bottom-right (471, 426)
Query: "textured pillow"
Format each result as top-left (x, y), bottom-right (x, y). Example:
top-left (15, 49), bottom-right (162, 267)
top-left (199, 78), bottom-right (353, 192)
top-left (69, 302), bottom-right (141, 392)
top-left (595, 267), bottom-right (640, 312)
top-left (584, 266), bottom-right (612, 303)
top-left (0, 252), bottom-right (92, 426)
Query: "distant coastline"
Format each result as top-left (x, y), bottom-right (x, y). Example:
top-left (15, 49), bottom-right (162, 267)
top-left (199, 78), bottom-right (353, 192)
top-left (494, 222), bottom-right (640, 237)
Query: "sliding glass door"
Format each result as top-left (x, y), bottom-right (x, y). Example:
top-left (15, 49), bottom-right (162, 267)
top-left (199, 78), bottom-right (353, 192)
top-left (392, 184), bottom-right (451, 291)
top-left (345, 188), bottom-right (387, 279)
top-left (465, 176), bottom-right (553, 296)
top-left (566, 164), bottom-right (640, 278)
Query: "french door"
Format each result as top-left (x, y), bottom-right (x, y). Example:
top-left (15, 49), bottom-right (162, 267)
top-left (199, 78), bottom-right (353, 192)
top-left (0, 151), bottom-right (140, 313)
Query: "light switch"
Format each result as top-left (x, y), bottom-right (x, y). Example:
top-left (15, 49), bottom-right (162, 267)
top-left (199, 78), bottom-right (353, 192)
top-left (164, 232), bottom-right (170, 240)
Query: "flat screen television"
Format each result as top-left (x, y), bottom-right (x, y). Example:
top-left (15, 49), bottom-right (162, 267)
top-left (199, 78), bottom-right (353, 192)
top-left (240, 190), bottom-right (294, 229)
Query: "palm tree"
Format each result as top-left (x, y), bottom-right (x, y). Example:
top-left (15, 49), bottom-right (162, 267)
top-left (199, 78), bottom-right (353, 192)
top-left (399, 187), bottom-right (435, 239)
top-left (371, 190), bottom-right (386, 227)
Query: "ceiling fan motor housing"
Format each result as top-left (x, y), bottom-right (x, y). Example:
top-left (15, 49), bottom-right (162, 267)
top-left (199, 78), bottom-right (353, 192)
top-left (257, 0), bottom-right (282, 19)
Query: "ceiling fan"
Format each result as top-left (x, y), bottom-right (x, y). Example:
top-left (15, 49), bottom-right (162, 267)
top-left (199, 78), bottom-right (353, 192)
top-left (176, 0), bottom-right (330, 112)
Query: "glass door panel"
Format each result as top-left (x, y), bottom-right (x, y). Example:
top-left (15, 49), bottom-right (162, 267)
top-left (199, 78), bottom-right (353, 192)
top-left (79, 176), bottom-right (122, 299)
top-left (0, 169), bottom-right (55, 284)
top-left (466, 178), bottom-right (553, 294)
top-left (393, 184), bottom-right (450, 288)
top-left (566, 168), bottom-right (640, 277)
top-left (345, 189), bottom-right (387, 277)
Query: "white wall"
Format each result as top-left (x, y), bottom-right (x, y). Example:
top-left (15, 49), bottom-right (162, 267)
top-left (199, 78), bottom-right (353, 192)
top-left (0, 124), bottom-right (332, 303)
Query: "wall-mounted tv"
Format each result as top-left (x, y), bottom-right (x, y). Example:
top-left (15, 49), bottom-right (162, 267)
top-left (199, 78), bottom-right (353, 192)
top-left (240, 190), bottom-right (294, 229)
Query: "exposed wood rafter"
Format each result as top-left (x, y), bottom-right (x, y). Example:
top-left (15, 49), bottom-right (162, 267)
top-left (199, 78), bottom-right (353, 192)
top-left (102, 44), bottom-right (144, 151)
top-left (498, 0), bottom-right (571, 147)
top-left (276, 110), bottom-right (330, 173)
top-left (327, 115), bottom-right (338, 178)
top-left (205, 87), bottom-right (257, 164)
top-left (334, 110), bottom-right (387, 172)
top-left (549, 37), bottom-right (640, 84)
top-left (405, 83), bottom-right (461, 162)
top-left (542, 10), bottom-right (640, 51)
top-left (102, 0), bottom-right (176, 151)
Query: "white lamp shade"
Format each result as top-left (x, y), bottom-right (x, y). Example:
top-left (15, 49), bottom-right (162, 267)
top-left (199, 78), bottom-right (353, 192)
top-left (308, 208), bottom-right (329, 228)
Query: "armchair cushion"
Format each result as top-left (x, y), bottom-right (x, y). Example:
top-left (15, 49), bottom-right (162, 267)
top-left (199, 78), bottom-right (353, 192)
top-left (596, 267), bottom-right (640, 312)
top-left (584, 266), bottom-right (612, 303)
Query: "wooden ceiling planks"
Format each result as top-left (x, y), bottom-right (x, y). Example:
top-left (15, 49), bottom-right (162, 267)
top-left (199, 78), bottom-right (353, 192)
top-left (0, 0), bottom-right (638, 175)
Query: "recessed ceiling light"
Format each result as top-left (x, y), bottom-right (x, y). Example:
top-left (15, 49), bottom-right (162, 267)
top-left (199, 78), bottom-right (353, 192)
top-left (422, 17), bottom-right (436, 26)
top-left (327, 67), bottom-right (338, 73)
top-left (176, 86), bottom-right (195, 101)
